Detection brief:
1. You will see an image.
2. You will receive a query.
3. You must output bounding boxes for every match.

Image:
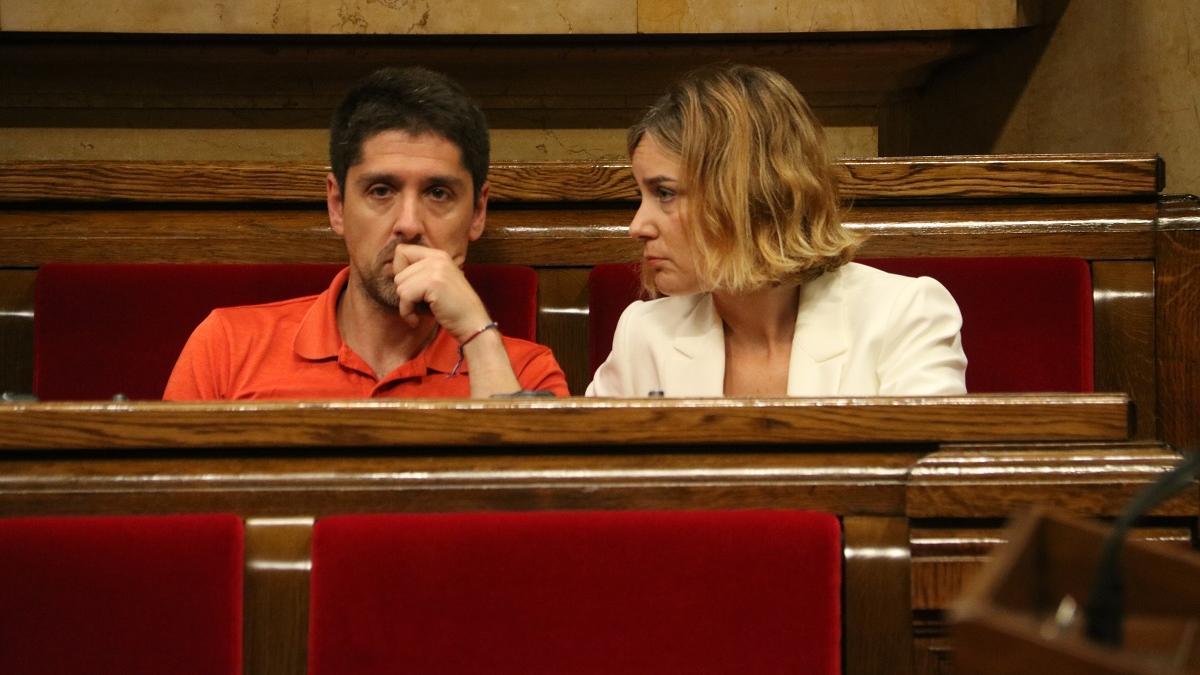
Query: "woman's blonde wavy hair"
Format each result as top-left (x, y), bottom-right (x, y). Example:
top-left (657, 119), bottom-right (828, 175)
top-left (628, 64), bottom-right (860, 294)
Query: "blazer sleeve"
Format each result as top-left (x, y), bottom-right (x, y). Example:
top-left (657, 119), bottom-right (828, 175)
top-left (585, 301), bottom-right (643, 397)
top-left (876, 277), bottom-right (968, 395)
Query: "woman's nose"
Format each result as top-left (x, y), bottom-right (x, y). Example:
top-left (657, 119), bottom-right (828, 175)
top-left (629, 202), bottom-right (656, 240)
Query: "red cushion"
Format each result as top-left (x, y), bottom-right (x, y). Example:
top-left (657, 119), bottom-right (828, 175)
top-left (862, 257), bottom-right (1093, 393)
top-left (587, 258), bottom-right (1094, 392)
top-left (587, 263), bottom-right (645, 375)
top-left (309, 510), bottom-right (841, 675)
top-left (34, 262), bottom-right (538, 400)
top-left (0, 514), bottom-right (243, 675)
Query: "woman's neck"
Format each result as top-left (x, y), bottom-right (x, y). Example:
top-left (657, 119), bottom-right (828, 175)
top-left (712, 282), bottom-right (802, 349)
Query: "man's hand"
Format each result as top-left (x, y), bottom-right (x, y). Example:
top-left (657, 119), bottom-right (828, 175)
top-left (391, 243), bottom-right (523, 397)
top-left (392, 244), bottom-right (490, 341)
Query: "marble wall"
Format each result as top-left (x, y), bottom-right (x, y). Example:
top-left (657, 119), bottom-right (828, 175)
top-left (10, 0), bottom-right (1199, 193)
top-left (910, 0), bottom-right (1200, 193)
top-left (0, 0), bottom-right (1034, 34)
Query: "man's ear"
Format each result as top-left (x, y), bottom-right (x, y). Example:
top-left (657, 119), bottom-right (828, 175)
top-left (326, 172), bottom-right (345, 236)
top-left (468, 181), bottom-right (489, 242)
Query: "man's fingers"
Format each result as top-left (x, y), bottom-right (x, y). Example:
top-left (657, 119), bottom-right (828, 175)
top-left (394, 286), bottom-right (423, 327)
top-left (393, 243), bottom-right (442, 264)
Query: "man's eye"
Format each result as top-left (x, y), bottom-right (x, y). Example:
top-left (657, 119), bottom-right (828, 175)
top-left (428, 186), bottom-right (451, 201)
top-left (367, 185), bottom-right (393, 198)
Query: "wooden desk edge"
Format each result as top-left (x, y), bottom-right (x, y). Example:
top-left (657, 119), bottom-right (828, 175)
top-left (0, 394), bottom-right (1131, 450)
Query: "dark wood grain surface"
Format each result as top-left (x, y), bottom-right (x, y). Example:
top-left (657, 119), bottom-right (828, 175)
top-left (907, 442), bottom-right (1196, 518)
top-left (0, 155), bottom-right (1163, 204)
top-left (0, 395), bottom-right (1131, 450)
top-left (845, 516), bottom-right (916, 675)
top-left (0, 201), bottom-right (1157, 265)
top-left (1091, 261), bottom-right (1157, 440)
top-left (1155, 197), bottom-right (1200, 448)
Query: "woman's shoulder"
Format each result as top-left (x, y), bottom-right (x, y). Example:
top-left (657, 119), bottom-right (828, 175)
top-left (837, 262), bottom-right (952, 298)
top-left (840, 261), bottom-right (922, 285)
top-left (832, 262), bottom-right (961, 324)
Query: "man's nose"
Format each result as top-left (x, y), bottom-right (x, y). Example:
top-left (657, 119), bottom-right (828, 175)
top-left (391, 193), bottom-right (424, 242)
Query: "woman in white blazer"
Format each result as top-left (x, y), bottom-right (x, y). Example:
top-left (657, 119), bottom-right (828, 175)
top-left (586, 65), bottom-right (966, 398)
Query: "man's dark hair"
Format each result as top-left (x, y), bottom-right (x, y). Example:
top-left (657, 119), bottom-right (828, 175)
top-left (329, 66), bottom-right (490, 198)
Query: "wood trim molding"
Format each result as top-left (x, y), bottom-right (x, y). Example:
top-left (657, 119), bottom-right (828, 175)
top-left (0, 155), bottom-right (1163, 204)
top-left (0, 395), bottom-right (1131, 450)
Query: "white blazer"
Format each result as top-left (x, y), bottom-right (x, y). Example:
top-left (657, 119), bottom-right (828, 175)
top-left (586, 262), bottom-right (967, 397)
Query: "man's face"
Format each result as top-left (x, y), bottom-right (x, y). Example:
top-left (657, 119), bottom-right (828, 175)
top-left (327, 130), bottom-right (488, 308)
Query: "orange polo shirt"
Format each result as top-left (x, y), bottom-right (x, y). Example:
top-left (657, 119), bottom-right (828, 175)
top-left (163, 268), bottom-right (568, 400)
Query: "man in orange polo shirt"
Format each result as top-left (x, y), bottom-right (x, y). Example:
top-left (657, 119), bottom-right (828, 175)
top-left (164, 67), bottom-right (568, 399)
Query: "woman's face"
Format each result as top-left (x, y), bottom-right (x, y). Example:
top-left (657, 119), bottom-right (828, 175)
top-left (630, 134), bottom-right (700, 296)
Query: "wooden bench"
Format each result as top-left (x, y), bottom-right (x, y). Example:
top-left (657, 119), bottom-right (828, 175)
top-left (1, 154), bottom-right (1194, 446)
top-left (1, 154), bottom-right (1197, 675)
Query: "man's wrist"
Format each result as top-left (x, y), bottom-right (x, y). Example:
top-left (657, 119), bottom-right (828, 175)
top-left (449, 321), bottom-right (501, 377)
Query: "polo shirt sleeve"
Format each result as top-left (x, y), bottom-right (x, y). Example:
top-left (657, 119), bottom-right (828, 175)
top-left (163, 311), bottom-right (232, 401)
top-left (511, 343), bottom-right (571, 397)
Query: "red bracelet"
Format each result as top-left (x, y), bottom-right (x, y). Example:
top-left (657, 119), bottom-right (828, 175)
top-left (449, 321), bottom-right (499, 377)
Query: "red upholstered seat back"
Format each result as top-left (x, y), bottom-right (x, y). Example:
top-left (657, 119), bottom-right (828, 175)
top-left (588, 258), bottom-right (1094, 392)
top-left (587, 262), bottom-right (648, 377)
top-left (864, 257), bottom-right (1093, 392)
top-left (309, 510), bottom-right (841, 675)
top-left (0, 514), bottom-right (243, 675)
top-left (34, 262), bottom-right (539, 400)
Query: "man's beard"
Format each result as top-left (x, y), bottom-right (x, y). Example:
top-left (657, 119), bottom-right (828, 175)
top-left (360, 237), bottom-right (419, 310)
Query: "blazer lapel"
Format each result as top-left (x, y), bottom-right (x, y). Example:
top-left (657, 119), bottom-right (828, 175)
top-left (787, 269), bottom-right (849, 396)
top-left (667, 294), bottom-right (726, 396)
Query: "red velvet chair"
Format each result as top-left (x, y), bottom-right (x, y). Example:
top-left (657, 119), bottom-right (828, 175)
top-left (309, 510), bottom-right (841, 675)
top-left (0, 514), bottom-right (243, 675)
top-left (34, 262), bottom-right (539, 400)
top-left (588, 258), bottom-right (1094, 392)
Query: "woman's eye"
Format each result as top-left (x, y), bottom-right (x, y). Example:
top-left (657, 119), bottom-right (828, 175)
top-left (656, 188), bottom-right (675, 203)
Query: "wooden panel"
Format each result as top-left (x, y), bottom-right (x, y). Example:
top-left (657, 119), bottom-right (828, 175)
top-left (1156, 197), bottom-right (1200, 448)
top-left (1091, 262), bottom-right (1156, 440)
top-left (244, 517), bottom-right (312, 675)
top-left (0, 156), bottom-right (1163, 203)
top-left (0, 36), bottom-right (963, 98)
top-left (909, 526), bottom-right (1193, 611)
top-left (907, 443), bottom-right (1197, 519)
top-left (535, 267), bottom-right (591, 395)
top-left (844, 516), bottom-right (915, 675)
top-left (0, 451), bottom-right (919, 517)
top-left (0, 269), bottom-right (34, 396)
top-left (0, 395), bottom-right (1131, 450)
top-left (0, 201), bottom-right (1157, 266)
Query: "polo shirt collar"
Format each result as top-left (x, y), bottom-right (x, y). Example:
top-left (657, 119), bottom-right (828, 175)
top-left (292, 267), bottom-right (469, 375)
top-left (293, 267), bottom-right (349, 361)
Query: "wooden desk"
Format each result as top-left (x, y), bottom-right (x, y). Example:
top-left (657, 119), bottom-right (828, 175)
top-left (1, 395), bottom-right (1191, 675)
top-left (0, 393), bottom-right (1130, 450)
